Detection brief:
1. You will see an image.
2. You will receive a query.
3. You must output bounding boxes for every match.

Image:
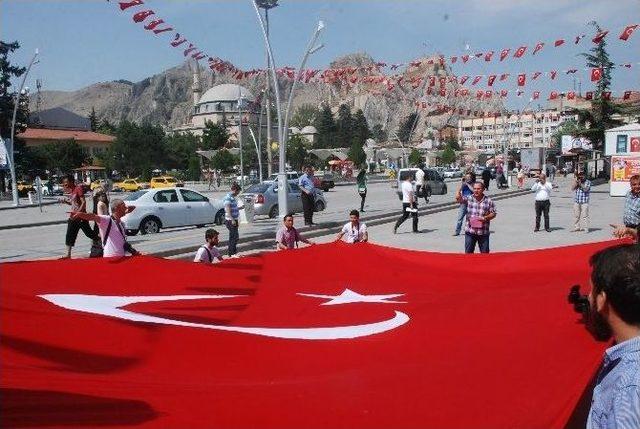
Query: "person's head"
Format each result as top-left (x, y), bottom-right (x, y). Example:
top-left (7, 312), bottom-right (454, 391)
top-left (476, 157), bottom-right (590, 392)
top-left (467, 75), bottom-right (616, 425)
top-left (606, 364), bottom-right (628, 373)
top-left (304, 165), bottom-right (314, 176)
top-left (577, 171), bottom-right (586, 182)
top-left (629, 174), bottom-right (640, 195)
top-left (349, 209), bottom-right (360, 224)
top-left (205, 228), bottom-right (219, 246)
top-left (283, 213), bottom-right (294, 228)
top-left (109, 198), bottom-right (127, 218)
top-left (230, 182), bottom-right (241, 196)
top-left (62, 174), bottom-right (75, 190)
top-left (94, 188), bottom-right (108, 203)
top-left (588, 244), bottom-right (640, 341)
top-left (472, 181), bottom-right (485, 198)
top-left (538, 172), bottom-right (546, 183)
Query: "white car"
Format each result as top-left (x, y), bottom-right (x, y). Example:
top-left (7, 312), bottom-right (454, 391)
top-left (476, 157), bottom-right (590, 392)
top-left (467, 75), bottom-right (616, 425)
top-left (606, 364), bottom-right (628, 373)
top-left (120, 188), bottom-right (225, 235)
top-left (443, 169), bottom-right (463, 179)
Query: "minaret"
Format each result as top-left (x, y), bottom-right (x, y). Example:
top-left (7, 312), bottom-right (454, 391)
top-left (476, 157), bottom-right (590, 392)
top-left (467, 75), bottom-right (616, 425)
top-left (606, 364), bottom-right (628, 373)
top-left (192, 61), bottom-right (202, 106)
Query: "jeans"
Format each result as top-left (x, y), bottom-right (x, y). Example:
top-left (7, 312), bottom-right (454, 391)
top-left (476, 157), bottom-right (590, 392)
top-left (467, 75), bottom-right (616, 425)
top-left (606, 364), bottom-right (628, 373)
top-left (395, 203), bottom-right (418, 232)
top-left (465, 233), bottom-right (490, 253)
top-left (359, 191), bottom-right (367, 211)
top-left (225, 220), bottom-right (239, 256)
top-left (455, 203), bottom-right (467, 235)
top-left (535, 200), bottom-right (550, 230)
top-left (66, 218), bottom-right (99, 247)
top-left (301, 192), bottom-right (314, 224)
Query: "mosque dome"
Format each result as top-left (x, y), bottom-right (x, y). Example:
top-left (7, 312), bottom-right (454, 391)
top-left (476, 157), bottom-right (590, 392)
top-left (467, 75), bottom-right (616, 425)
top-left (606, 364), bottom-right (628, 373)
top-left (301, 125), bottom-right (318, 134)
top-left (198, 84), bottom-right (255, 105)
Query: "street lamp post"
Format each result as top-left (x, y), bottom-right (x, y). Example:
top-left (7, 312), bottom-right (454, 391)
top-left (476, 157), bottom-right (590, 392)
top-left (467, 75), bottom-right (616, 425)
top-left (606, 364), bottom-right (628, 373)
top-left (237, 87), bottom-right (245, 188)
top-left (8, 49), bottom-right (39, 206)
top-left (247, 126), bottom-right (263, 182)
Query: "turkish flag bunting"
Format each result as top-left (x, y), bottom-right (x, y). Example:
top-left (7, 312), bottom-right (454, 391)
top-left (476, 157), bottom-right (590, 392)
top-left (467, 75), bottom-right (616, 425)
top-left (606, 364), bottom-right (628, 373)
top-left (500, 90), bottom-right (508, 98)
top-left (476, 90), bottom-right (484, 99)
top-left (592, 30), bottom-right (609, 44)
top-left (485, 51), bottom-right (494, 61)
top-left (421, 102), bottom-right (427, 108)
top-left (566, 69), bottom-right (578, 74)
top-left (119, 0), bottom-right (144, 10)
top-left (461, 89), bottom-right (469, 96)
top-left (549, 91), bottom-right (558, 100)
top-left (451, 56), bottom-right (458, 63)
top-left (532, 42), bottom-right (545, 55)
top-left (439, 88), bottom-right (446, 97)
top-left (500, 48), bottom-right (510, 61)
top-left (517, 73), bottom-right (526, 87)
top-left (602, 91), bottom-right (611, 100)
top-left (472, 76), bottom-right (482, 85)
top-left (619, 24), bottom-right (638, 41)
top-left (554, 39), bottom-right (565, 47)
top-left (622, 63), bottom-right (632, 68)
top-left (487, 75), bottom-right (497, 86)
top-left (426, 86), bottom-right (433, 95)
top-left (513, 46), bottom-right (527, 58)
top-left (429, 76), bottom-right (436, 86)
top-left (532, 71), bottom-right (542, 80)
top-left (484, 90), bottom-right (492, 98)
top-left (517, 90), bottom-right (524, 97)
top-left (533, 91), bottom-right (540, 100)
top-left (623, 91), bottom-right (632, 100)
top-left (475, 53), bottom-right (484, 58)
top-left (499, 73), bottom-right (510, 81)
top-left (585, 91), bottom-right (593, 100)
top-left (459, 75), bottom-right (469, 85)
top-left (462, 55), bottom-right (470, 63)
top-left (567, 91), bottom-right (576, 100)
top-left (590, 67), bottom-right (603, 82)
top-left (439, 76), bottom-right (447, 87)
top-left (550, 70), bottom-right (558, 80)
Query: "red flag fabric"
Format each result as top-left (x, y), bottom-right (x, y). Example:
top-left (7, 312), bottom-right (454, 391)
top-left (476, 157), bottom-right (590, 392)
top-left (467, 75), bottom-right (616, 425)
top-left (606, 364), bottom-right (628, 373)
top-left (532, 71), bottom-right (542, 80)
top-left (439, 88), bottom-right (446, 97)
top-left (484, 51), bottom-right (494, 62)
top-left (554, 39), bottom-right (565, 47)
top-left (591, 67), bottom-right (603, 82)
top-left (602, 91), bottom-right (611, 100)
top-left (533, 91), bottom-right (540, 100)
top-left (575, 34), bottom-right (586, 44)
top-left (484, 90), bottom-right (492, 98)
top-left (585, 91), bottom-right (593, 100)
top-left (623, 90), bottom-right (632, 100)
top-left (567, 91), bottom-right (576, 100)
top-left (0, 242), bottom-right (611, 429)
top-left (462, 54), bottom-right (470, 63)
top-left (549, 91), bottom-right (558, 100)
top-left (450, 56), bottom-right (458, 63)
top-left (476, 90), bottom-right (483, 99)
top-left (517, 73), bottom-right (526, 87)
top-left (487, 75), bottom-right (497, 86)
top-left (513, 46), bottom-right (527, 58)
top-left (459, 75), bottom-right (469, 85)
top-left (619, 24), bottom-right (638, 41)
top-left (499, 48), bottom-right (510, 61)
top-left (428, 76), bottom-right (436, 87)
top-left (550, 70), bottom-right (558, 80)
top-left (592, 30), bottom-right (609, 44)
top-left (499, 73), bottom-right (510, 81)
top-left (500, 89), bottom-right (508, 98)
top-left (532, 42), bottom-right (545, 55)
top-left (472, 75), bottom-right (482, 85)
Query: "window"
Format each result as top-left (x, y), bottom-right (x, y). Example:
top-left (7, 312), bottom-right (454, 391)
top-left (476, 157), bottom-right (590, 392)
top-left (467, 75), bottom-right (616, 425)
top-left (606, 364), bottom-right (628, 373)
top-left (616, 135), bottom-right (628, 153)
top-left (154, 190), bottom-right (178, 203)
top-left (180, 189), bottom-right (207, 202)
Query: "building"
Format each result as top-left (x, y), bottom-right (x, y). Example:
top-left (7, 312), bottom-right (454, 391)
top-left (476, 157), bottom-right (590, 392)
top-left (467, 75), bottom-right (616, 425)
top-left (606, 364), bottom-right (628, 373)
top-left (458, 110), bottom-right (576, 152)
top-left (18, 107), bottom-right (114, 159)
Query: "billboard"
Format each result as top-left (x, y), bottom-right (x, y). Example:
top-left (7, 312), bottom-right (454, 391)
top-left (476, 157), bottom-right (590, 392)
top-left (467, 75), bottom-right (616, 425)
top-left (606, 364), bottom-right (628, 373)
top-left (561, 135), bottom-right (592, 154)
top-left (610, 155), bottom-right (640, 196)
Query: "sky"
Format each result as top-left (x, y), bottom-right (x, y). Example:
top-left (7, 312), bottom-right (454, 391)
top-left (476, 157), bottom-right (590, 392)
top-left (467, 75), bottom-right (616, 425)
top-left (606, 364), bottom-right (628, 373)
top-left (1, 0), bottom-right (639, 110)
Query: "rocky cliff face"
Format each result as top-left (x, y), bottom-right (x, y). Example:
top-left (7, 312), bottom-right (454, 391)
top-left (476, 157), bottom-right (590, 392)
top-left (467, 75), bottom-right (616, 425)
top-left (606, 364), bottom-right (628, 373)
top-left (32, 53), bottom-right (502, 141)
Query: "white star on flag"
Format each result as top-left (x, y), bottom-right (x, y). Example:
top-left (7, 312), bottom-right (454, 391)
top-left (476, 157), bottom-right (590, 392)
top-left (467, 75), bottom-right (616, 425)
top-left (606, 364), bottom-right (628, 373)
top-left (298, 288), bottom-right (406, 306)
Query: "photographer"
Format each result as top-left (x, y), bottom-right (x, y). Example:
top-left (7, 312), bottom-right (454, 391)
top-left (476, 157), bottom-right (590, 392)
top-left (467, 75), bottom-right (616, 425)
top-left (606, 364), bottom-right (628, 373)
top-left (531, 173), bottom-right (553, 232)
top-left (585, 244), bottom-right (639, 428)
top-left (572, 171), bottom-right (591, 232)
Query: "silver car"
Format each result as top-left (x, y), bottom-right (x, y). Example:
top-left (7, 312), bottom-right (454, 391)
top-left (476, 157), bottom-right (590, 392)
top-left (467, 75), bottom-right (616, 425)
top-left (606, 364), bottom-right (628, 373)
top-left (241, 181), bottom-right (327, 219)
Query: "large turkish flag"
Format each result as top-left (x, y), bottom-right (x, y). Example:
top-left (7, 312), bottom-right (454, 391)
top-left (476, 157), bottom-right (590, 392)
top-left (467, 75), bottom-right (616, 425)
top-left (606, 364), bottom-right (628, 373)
top-left (1, 242), bottom-right (614, 428)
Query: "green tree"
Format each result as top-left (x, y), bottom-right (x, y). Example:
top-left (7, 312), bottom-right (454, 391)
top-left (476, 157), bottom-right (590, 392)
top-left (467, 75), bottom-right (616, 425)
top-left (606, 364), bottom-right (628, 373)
top-left (444, 135), bottom-right (461, 151)
top-left (313, 104), bottom-right (336, 149)
top-left (408, 149), bottom-right (423, 166)
top-left (351, 109), bottom-right (371, 146)
top-left (371, 123), bottom-right (387, 142)
top-left (106, 121), bottom-right (167, 179)
top-left (165, 132), bottom-right (200, 172)
top-left (441, 145), bottom-right (456, 164)
top-left (398, 113), bottom-right (418, 144)
top-left (97, 118), bottom-right (117, 136)
top-left (0, 40), bottom-right (26, 140)
top-left (290, 104), bottom-right (320, 128)
top-left (335, 104), bottom-right (353, 148)
top-left (575, 22), bottom-right (623, 151)
top-left (287, 134), bottom-right (309, 171)
top-left (211, 149), bottom-right (237, 172)
top-left (348, 140), bottom-right (367, 167)
top-left (201, 120), bottom-right (229, 150)
top-left (88, 107), bottom-right (98, 132)
top-left (32, 139), bottom-right (89, 175)
top-left (551, 118), bottom-right (579, 149)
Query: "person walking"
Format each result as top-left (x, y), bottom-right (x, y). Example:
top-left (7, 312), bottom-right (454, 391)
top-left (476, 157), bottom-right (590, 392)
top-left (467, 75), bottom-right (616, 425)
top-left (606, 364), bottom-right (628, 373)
top-left (454, 173), bottom-right (474, 236)
top-left (336, 209), bottom-right (368, 243)
top-left (223, 182), bottom-right (241, 256)
top-left (572, 171), bottom-right (591, 232)
top-left (89, 187), bottom-right (110, 257)
top-left (59, 174), bottom-right (100, 259)
top-left (531, 173), bottom-right (552, 232)
top-left (356, 168), bottom-right (367, 212)
top-left (548, 164), bottom-right (557, 183)
top-left (481, 167), bottom-right (492, 191)
top-left (516, 167), bottom-right (525, 189)
top-left (394, 175), bottom-right (418, 233)
top-left (456, 182), bottom-right (497, 253)
top-left (298, 165), bottom-right (316, 226)
top-left (275, 214), bottom-right (315, 250)
top-left (194, 229), bottom-right (223, 263)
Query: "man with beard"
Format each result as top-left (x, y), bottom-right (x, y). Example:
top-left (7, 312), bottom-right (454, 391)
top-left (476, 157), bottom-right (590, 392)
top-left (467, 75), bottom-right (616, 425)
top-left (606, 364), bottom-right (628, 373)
top-left (586, 244), bottom-right (639, 429)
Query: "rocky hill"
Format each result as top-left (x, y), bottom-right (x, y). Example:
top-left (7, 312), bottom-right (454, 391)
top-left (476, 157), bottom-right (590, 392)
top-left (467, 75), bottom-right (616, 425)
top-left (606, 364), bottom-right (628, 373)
top-left (31, 53), bottom-right (503, 141)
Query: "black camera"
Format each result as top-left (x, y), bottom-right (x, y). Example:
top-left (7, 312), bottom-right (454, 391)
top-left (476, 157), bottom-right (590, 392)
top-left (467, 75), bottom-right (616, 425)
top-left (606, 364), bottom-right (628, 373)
top-left (568, 284), bottom-right (590, 315)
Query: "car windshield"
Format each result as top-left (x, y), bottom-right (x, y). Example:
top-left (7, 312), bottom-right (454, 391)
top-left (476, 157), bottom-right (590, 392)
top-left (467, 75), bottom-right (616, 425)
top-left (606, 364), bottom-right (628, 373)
top-left (245, 183), bottom-right (270, 193)
top-left (165, 178), bottom-right (177, 182)
top-left (123, 190), bottom-right (148, 201)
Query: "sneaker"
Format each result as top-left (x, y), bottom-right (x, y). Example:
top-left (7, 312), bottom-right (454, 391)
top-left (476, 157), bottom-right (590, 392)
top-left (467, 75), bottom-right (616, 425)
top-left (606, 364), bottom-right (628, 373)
top-left (534, 228), bottom-right (540, 232)
top-left (545, 229), bottom-right (551, 232)
top-left (453, 232), bottom-right (460, 236)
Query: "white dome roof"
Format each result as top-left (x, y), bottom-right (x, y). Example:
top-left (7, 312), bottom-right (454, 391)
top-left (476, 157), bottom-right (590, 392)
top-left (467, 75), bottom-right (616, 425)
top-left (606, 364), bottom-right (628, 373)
top-left (198, 84), bottom-right (255, 105)
top-left (301, 125), bottom-right (318, 134)
top-left (289, 126), bottom-right (301, 134)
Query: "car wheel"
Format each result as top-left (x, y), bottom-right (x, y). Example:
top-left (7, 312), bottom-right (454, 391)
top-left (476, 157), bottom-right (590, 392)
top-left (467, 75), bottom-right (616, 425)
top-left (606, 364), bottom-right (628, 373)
top-left (139, 216), bottom-right (161, 235)
top-left (314, 200), bottom-right (325, 212)
top-left (268, 205), bottom-right (279, 219)
top-left (126, 229), bottom-right (139, 236)
top-left (323, 187), bottom-right (329, 192)
top-left (214, 209), bottom-right (225, 225)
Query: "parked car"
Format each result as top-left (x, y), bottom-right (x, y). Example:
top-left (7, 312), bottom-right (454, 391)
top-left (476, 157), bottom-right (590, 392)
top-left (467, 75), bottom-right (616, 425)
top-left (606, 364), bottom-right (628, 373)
top-left (90, 179), bottom-right (110, 191)
top-left (121, 188), bottom-right (225, 235)
top-left (16, 181), bottom-right (35, 197)
top-left (113, 178), bottom-right (150, 192)
top-left (443, 168), bottom-right (463, 179)
top-left (395, 168), bottom-right (447, 200)
top-left (314, 173), bottom-right (336, 192)
top-left (240, 180), bottom-right (327, 219)
top-left (266, 171), bottom-right (300, 182)
top-left (150, 176), bottom-right (184, 189)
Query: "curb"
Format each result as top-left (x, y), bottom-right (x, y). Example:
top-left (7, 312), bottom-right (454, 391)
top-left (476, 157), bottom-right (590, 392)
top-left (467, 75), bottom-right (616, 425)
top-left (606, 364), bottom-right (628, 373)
top-left (0, 199), bottom-right (58, 212)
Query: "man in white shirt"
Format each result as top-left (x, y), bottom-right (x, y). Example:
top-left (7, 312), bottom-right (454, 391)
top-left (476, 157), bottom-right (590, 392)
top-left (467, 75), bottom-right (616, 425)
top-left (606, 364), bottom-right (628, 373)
top-left (70, 198), bottom-right (140, 258)
top-left (336, 210), bottom-right (368, 243)
top-left (414, 166), bottom-right (428, 204)
top-left (531, 173), bottom-right (553, 232)
top-left (194, 229), bottom-right (223, 263)
top-left (394, 175), bottom-right (419, 233)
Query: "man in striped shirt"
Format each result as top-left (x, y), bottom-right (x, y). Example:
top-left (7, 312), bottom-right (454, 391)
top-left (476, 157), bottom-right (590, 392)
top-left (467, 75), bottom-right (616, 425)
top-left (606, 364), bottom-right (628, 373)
top-left (456, 182), bottom-right (497, 253)
top-left (572, 171), bottom-right (591, 232)
top-left (223, 183), bottom-right (241, 256)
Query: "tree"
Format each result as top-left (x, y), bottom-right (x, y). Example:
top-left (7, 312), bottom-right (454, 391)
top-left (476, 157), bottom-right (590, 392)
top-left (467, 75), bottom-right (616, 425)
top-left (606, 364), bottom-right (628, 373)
top-left (105, 121), bottom-right (167, 179)
top-left (335, 104), bottom-right (353, 148)
top-left (211, 149), bottom-right (237, 172)
top-left (398, 113), bottom-right (418, 144)
top-left (290, 104), bottom-right (320, 128)
top-left (408, 149), bottom-right (423, 166)
top-left (351, 109), bottom-right (371, 146)
top-left (441, 145), bottom-right (456, 165)
top-left (551, 119), bottom-right (579, 149)
top-left (287, 134), bottom-right (309, 171)
top-left (0, 41), bottom-right (26, 140)
top-left (97, 118), bottom-right (117, 136)
top-left (313, 104), bottom-right (336, 149)
top-left (348, 140), bottom-right (367, 167)
top-left (371, 124), bottom-right (387, 142)
top-left (201, 120), bottom-right (229, 150)
top-left (445, 135), bottom-right (461, 151)
top-left (575, 22), bottom-right (623, 151)
top-left (88, 107), bottom-right (98, 132)
top-left (165, 132), bottom-right (200, 172)
top-left (32, 139), bottom-right (89, 175)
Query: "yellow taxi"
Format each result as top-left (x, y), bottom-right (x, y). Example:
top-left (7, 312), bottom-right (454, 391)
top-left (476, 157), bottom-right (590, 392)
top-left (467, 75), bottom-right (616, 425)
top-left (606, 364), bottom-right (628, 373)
top-left (150, 176), bottom-right (184, 189)
top-left (113, 178), bottom-right (149, 192)
top-left (17, 181), bottom-right (36, 193)
top-left (90, 179), bottom-right (109, 191)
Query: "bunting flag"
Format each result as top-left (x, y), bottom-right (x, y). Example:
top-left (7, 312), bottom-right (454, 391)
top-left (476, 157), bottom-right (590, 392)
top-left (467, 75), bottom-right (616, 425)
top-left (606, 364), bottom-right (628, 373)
top-left (459, 75), bottom-right (469, 85)
top-left (550, 70), bottom-right (558, 80)
top-left (532, 71), bottom-right (542, 80)
top-left (513, 46), bottom-right (527, 58)
top-left (462, 54), bottom-right (470, 63)
top-left (499, 48), bottom-right (510, 61)
top-left (532, 42), bottom-right (545, 55)
top-left (500, 89), bottom-right (508, 98)
top-left (484, 51), bottom-right (495, 62)
top-left (499, 73), bottom-right (510, 81)
top-left (533, 91), bottom-right (540, 100)
top-left (623, 90), bottom-right (632, 100)
top-left (487, 75), bottom-right (497, 86)
top-left (585, 91), bottom-right (593, 100)
top-left (567, 91), bottom-right (576, 100)
top-left (602, 91), bottom-right (612, 100)
top-left (549, 91), bottom-right (559, 100)
top-left (592, 30), bottom-right (609, 44)
top-left (472, 75), bottom-right (482, 85)
top-left (554, 39), bottom-right (565, 47)
top-left (517, 73), bottom-right (526, 87)
top-left (619, 24), bottom-right (638, 41)
top-left (575, 34), bottom-right (586, 44)
top-left (591, 67), bottom-right (603, 82)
